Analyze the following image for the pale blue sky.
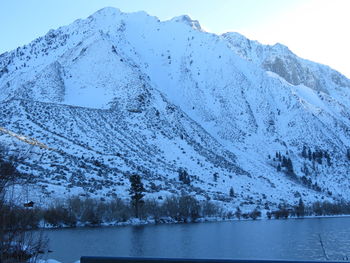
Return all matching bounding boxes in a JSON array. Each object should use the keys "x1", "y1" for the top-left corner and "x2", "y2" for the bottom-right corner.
[
  {"x1": 0, "y1": 0, "x2": 304, "y2": 53},
  {"x1": 1, "y1": 0, "x2": 349, "y2": 77}
]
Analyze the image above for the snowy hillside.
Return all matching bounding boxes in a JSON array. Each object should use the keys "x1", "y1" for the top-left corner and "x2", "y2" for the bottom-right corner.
[{"x1": 1, "y1": 7, "x2": 350, "y2": 210}]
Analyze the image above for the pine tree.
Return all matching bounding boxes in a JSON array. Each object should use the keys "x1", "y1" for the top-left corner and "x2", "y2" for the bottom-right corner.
[
  {"x1": 281, "y1": 156, "x2": 288, "y2": 167},
  {"x1": 178, "y1": 168, "x2": 191, "y2": 184},
  {"x1": 347, "y1": 149, "x2": 350, "y2": 160},
  {"x1": 295, "y1": 198, "x2": 305, "y2": 217},
  {"x1": 286, "y1": 158, "x2": 295, "y2": 175},
  {"x1": 319, "y1": 150, "x2": 323, "y2": 159},
  {"x1": 128, "y1": 174, "x2": 145, "y2": 218},
  {"x1": 277, "y1": 164, "x2": 281, "y2": 172},
  {"x1": 229, "y1": 187, "x2": 235, "y2": 197},
  {"x1": 288, "y1": 158, "x2": 293, "y2": 170},
  {"x1": 308, "y1": 149, "x2": 312, "y2": 161},
  {"x1": 302, "y1": 146, "x2": 307, "y2": 158},
  {"x1": 303, "y1": 163, "x2": 309, "y2": 176},
  {"x1": 326, "y1": 153, "x2": 331, "y2": 166},
  {"x1": 213, "y1": 172, "x2": 218, "y2": 182}
]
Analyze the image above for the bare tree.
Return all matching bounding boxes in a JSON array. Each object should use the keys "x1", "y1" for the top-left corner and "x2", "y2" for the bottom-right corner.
[{"x1": 0, "y1": 153, "x2": 47, "y2": 263}]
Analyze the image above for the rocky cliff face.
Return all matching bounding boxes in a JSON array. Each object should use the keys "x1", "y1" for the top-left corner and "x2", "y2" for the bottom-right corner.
[{"x1": 1, "y1": 7, "x2": 350, "y2": 209}]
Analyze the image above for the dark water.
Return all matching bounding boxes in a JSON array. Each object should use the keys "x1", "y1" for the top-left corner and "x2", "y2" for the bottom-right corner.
[{"x1": 43, "y1": 217, "x2": 350, "y2": 263}]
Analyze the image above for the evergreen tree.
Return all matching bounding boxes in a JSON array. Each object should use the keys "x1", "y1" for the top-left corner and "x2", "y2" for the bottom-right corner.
[
  {"x1": 347, "y1": 149, "x2": 350, "y2": 161},
  {"x1": 295, "y1": 198, "x2": 305, "y2": 217},
  {"x1": 277, "y1": 164, "x2": 281, "y2": 172},
  {"x1": 326, "y1": 153, "x2": 331, "y2": 166},
  {"x1": 235, "y1": 207, "x2": 242, "y2": 220},
  {"x1": 308, "y1": 149, "x2": 312, "y2": 161},
  {"x1": 229, "y1": 187, "x2": 235, "y2": 197},
  {"x1": 285, "y1": 158, "x2": 295, "y2": 176},
  {"x1": 302, "y1": 146, "x2": 307, "y2": 158},
  {"x1": 319, "y1": 150, "x2": 323, "y2": 159},
  {"x1": 287, "y1": 158, "x2": 293, "y2": 171},
  {"x1": 213, "y1": 172, "x2": 218, "y2": 182},
  {"x1": 303, "y1": 163, "x2": 309, "y2": 176},
  {"x1": 178, "y1": 168, "x2": 191, "y2": 184},
  {"x1": 281, "y1": 156, "x2": 288, "y2": 167},
  {"x1": 128, "y1": 174, "x2": 145, "y2": 218}
]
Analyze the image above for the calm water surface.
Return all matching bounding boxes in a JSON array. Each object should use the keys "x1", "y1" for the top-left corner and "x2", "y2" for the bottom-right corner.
[{"x1": 43, "y1": 217, "x2": 350, "y2": 263}]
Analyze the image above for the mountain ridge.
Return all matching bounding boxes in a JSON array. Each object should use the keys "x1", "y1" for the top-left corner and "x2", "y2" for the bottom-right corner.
[{"x1": 1, "y1": 7, "x2": 350, "y2": 211}]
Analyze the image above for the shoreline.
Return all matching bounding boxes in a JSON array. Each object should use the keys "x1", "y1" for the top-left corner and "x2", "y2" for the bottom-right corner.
[{"x1": 38, "y1": 213, "x2": 350, "y2": 231}]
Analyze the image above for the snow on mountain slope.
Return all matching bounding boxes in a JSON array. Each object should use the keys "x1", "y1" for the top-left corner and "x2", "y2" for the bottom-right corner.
[
  {"x1": 1, "y1": 7, "x2": 350, "y2": 209},
  {"x1": 223, "y1": 32, "x2": 350, "y2": 103}
]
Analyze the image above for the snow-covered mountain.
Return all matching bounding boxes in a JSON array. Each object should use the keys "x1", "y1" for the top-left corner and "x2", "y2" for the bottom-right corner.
[{"x1": 1, "y1": 7, "x2": 350, "y2": 209}]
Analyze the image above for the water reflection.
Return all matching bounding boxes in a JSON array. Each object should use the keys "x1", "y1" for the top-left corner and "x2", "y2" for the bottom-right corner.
[
  {"x1": 130, "y1": 226, "x2": 145, "y2": 256},
  {"x1": 43, "y1": 217, "x2": 350, "y2": 263}
]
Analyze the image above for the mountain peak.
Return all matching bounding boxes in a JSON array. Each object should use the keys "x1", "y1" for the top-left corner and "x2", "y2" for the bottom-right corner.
[
  {"x1": 270, "y1": 42, "x2": 291, "y2": 54},
  {"x1": 170, "y1": 15, "x2": 202, "y2": 31},
  {"x1": 222, "y1": 31, "x2": 247, "y2": 40},
  {"x1": 92, "y1": 7, "x2": 122, "y2": 17}
]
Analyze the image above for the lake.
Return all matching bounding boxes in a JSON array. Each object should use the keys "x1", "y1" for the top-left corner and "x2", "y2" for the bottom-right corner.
[{"x1": 43, "y1": 217, "x2": 350, "y2": 263}]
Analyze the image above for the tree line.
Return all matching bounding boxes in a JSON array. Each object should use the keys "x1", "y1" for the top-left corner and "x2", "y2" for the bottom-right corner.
[
  {"x1": 7, "y1": 194, "x2": 350, "y2": 230},
  {"x1": 22, "y1": 194, "x2": 221, "y2": 228},
  {"x1": 3, "y1": 154, "x2": 350, "y2": 262}
]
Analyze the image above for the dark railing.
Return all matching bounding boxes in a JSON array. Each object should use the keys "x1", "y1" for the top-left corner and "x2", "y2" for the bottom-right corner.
[{"x1": 80, "y1": 257, "x2": 346, "y2": 263}]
